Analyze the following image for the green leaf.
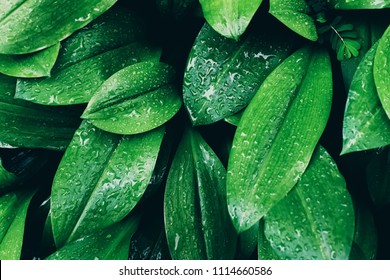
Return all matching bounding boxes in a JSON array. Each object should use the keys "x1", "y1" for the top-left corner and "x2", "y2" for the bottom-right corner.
[
  {"x1": 51, "y1": 121, "x2": 164, "y2": 247},
  {"x1": 264, "y1": 146, "x2": 355, "y2": 260},
  {"x1": 236, "y1": 222, "x2": 258, "y2": 259},
  {"x1": 82, "y1": 61, "x2": 182, "y2": 135},
  {"x1": 227, "y1": 47, "x2": 332, "y2": 233},
  {"x1": 341, "y1": 42, "x2": 390, "y2": 154},
  {"x1": 199, "y1": 0, "x2": 263, "y2": 40},
  {"x1": 183, "y1": 23, "x2": 293, "y2": 125},
  {"x1": 164, "y1": 128, "x2": 236, "y2": 259},
  {"x1": 328, "y1": 0, "x2": 390, "y2": 9},
  {"x1": 0, "y1": 74, "x2": 81, "y2": 150},
  {"x1": 258, "y1": 220, "x2": 280, "y2": 260},
  {"x1": 0, "y1": 158, "x2": 20, "y2": 194},
  {"x1": 374, "y1": 25, "x2": 390, "y2": 118},
  {"x1": 269, "y1": 0, "x2": 318, "y2": 41},
  {"x1": 0, "y1": 189, "x2": 35, "y2": 259},
  {"x1": 0, "y1": 44, "x2": 60, "y2": 78},
  {"x1": 0, "y1": 0, "x2": 118, "y2": 54},
  {"x1": 47, "y1": 216, "x2": 139, "y2": 260},
  {"x1": 224, "y1": 110, "x2": 244, "y2": 126}
]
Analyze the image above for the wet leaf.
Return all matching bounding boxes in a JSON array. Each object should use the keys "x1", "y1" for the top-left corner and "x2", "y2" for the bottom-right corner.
[
  {"x1": 47, "y1": 216, "x2": 139, "y2": 260},
  {"x1": 183, "y1": 23, "x2": 293, "y2": 125},
  {"x1": 328, "y1": 0, "x2": 390, "y2": 9},
  {"x1": 258, "y1": 220, "x2": 279, "y2": 260},
  {"x1": 0, "y1": 0, "x2": 117, "y2": 54},
  {"x1": 164, "y1": 128, "x2": 236, "y2": 259},
  {"x1": 199, "y1": 0, "x2": 263, "y2": 40},
  {"x1": 264, "y1": 146, "x2": 355, "y2": 260},
  {"x1": 374, "y1": 25, "x2": 390, "y2": 118},
  {"x1": 0, "y1": 74, "x2": 81, "y2": 150},
  {"x1": 0, "y1": 44, "x2": 60, "y2": 78},
  {"x1": 51, "y1": 121, "x2": 164, "y2": 247},
  {"x1": 269, "y1": 0, "x2": 318, "y2": 41},
  {"x1": 0, "y1": 190, "x2": 36, "y2": 259},
  {"x1": 341, "y1": 42, "x2": 390, "y2": 154},
  {"x1": 82, "y1": 61, "x2": 182, "y2": 135},
  {"x1": 227, "y1": 47, "x2": 332, "y2": 233},
  {"x1": 225, "y1": 110, "x2": 244, "y2": 126}
]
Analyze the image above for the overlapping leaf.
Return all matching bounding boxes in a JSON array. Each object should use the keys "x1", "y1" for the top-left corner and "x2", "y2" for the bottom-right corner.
[
  {"x1": 164, "y1": 128, "x2": 236, "y2": 260},
  {"x1": 328, "y1": 0, "x2": 390, "y2": 9},
  {"x1": 51, "y1": 121, "x2": 164, "y2": 247},
  {"x1": 82, "y1": 61, "x2": 182, "y2": 135},
  {"x1": 227, "y1": 47, "x2": 332, "y2": 233}
]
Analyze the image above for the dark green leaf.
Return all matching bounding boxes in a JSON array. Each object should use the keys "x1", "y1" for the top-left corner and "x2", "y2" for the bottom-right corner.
[
  {"x1": 328, "y1": 0, "x2": 390, "y2": 9},
  {"x1": 0, "y1": 158, "x2": 20, "y2": 194},
  {"x1": 258, "y1": 220, "x2": 279, "y2": 260},
  {"x1": 236, "y1": 222, "x2": 258, "y2": 259},
  {"x1": 82, "y1": 61, "x2": 182, "y2": 135},
  {"x1": 224, "y1": 110, "x2": 244, "y2": 126},
  {"x1": 156, "y1": 0, "x2": 197, "y2": 19},
  {"x1": 227, "y1": 47, "x2": 332, "y2": 233}
]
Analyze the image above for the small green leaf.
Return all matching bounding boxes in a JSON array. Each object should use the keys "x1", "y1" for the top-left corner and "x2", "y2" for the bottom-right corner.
[
  {"x1": 82, "y1": 61, "x2": 182, "y2": 135},
  {"x1": 0, "y1": 44, "x2": 60, "y2": 78},
  {"x1": 183, "y1": 23, "x2": 293, "y2": 125},
  {"x1": 164, "y1": 128, "x2": 236, "y2": 259},
  {"x1": 374, "y1": 25, "x2": 390, "y2": 118},
  {"x1": 0, "y1": 190, "x2": 36, "y2": 259},
  {"x1": 328, "y1": 0, "x2": 390, "y2": 9},
  {"x1": 0, "y1": 0, "x2": 118, "y2": 54},
  {"x1": 199, "y1": 0, "x2": 263, "y2": 40},
  {"x1": 227, "y1": 47, "x2": 332, "y2": 233},
  {"x1": 51, "y1": 121, "x2": 164, "y2": 247},
  {"x1": 269, "y1": 0, "x2": 318, "y2": 41},
  {"x1": 341, "y1": 42, "x2": 390, "y2": 154},
  {"x1": 264, "y1": 146, "x2": 355, "y2": 260}
]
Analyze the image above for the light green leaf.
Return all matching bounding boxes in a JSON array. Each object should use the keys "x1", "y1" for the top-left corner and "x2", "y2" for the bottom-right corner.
[
  {"x1": 82, "y1": 61, "x2": 182, "y2": 135},
  {"x1": 0, "y1": 44, "x2": 60, "y2": 78},
  {"x1": 227, "y1": 47, "x2": 332, "y2": 233},
  {"x1": 0, "y1": 74, "x2": 81, "y2": 150},
  {"x1": 47, "y1": 216, "x2": 139, "y2": 260},
  {"x1": 342, "y1": 42, "x2": 390, "y2": 154},
  {"x1": 164, "y1": 128, "x2": 236, "y2": 260},
  {"x1": 264, "y1": 146, "x2": 355, "y2": 260},
  {"x1": 0, "y1": 190, "x2": 35, "y2": 259},
  {"x1": 374, "y1": 25, "x2": 390, "y2": 118},
  {"x1": 199, "y1": 0, "x2": 263, "y2": 40},
  {"x1": 328, "y1": 0, "x2": 390, "y2": 9},
  {"x1": 269, "y1": 0, "x2": 318, "y2": 41},
  {"x1": 51, "y1": 121, "x2": 164, "y2": 247},
  {"x1": 183, "y1": 23, "x2": 293, "y2": 125},
  {"x1": 0, "y1": 0, "x2": 118, "y2": 54}
]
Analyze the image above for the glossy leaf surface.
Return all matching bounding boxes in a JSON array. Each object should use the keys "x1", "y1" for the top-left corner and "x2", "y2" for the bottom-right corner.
[
  {"x1": 227, "y1": 47, "x2": 332, "y2": 233},
  {"x1": 199, "y1": 0, "x2": 263, "y2": 40},
  {"x1": 0, "y1": 0, "x2": 117, "y2": 54},
  {"x1": 164, "y1": 128, "x2": 236, "y2": 259},
  {"x1": 51, "y1": 121, "x2": 164, "y2": 247},
  {"x1": 82, "y1": 61, "x2": 182, "y2": 135},
  {"x1": 183, "y1": 23, "x2": 293, "y2": 125},
  {"x1": 328, "y1": 0, "x2": 390, "y2": 9}
]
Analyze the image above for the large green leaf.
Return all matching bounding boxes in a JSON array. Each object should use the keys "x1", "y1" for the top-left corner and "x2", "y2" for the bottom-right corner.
[
  {"x1": 374, "y1": 25, "x2": 390, "y2": 118},
  {"x1": 264, "y1": 146, "x2": 354, "y2": 260},
  {"x1": 0, "y1": 74, "x2": 81, "y2": 150},
  {"x1": 328, "y1": 0, "x2": 390, "y2": 9},
  {"x1": 269, "y1": 0, "x2": 318, "y2": 41},
  {"x1": 164, "y1": 128, "x2": 236, "y2": 260},
  {"x1": 342, "y1": 42, "x2": 390, "y2": 154},
  {"x1": 51, "y1": 121, "x2": 164, "y2": 247},
  {"x1": 0, "y1": 190, "x2": 35, "y2": 259},
  {"x1": 47, "y1": 216, "x2": 139, "y2": 260},
  {"x1": 0, "y1": 0, "x2": 118, "y2": 54},
  {"x1": 0, "y1": 158, "x2": 20, "y2": 194},
  {"x1": 82, "y1": 61, "x2": 182, "y2": 135},
  {"x1": 0, "y1": 44, "x2": 60, "y2": 78},
  {"x1": 227, "y1": 47, "x2": 332, "y2": 233},
  {"x1": 183, "y1": 23, "x2": 293, "y2": 125},
  {"x1": 199, "y1": 0, "x2": 263, "y2": 40}
]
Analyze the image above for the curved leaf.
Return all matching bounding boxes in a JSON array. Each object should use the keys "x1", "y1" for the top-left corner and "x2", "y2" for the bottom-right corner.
[
  {"x1": 227, "y1": 47, "x2": 332, "y2": 233},
  {"x1": 269, "y1": 0, "x2": 318, "y2": 41},
  {"x1": 225, "y1": 110, "x2": 243, "y2": 126},
  {"x1": 164, "y1": 128, "x2": 236, "y2": 260},
  {"x1": 264, "y1": 146, "x2": 354, "y2": 260},
  {"x1": 342, "y1": 42, "x2": 390, "y2": 154},
  {"x1": 328, "y1": 0, "x2": 390, "y2": 9},
  {"x1": 374, "y1": 25, "x2": 390, "y2": 118},
  {"x1": 82, "y1": 61, "x2": 182, "y2": 135},
  {"x1": 199, "y1": 0, "x2": 263, "y2": 40},
  {"x1": 51, "y1": 121, "x2": 164, "y2": 247},
  {"x1": 0, "y1": 0, "x2": 117, "y2": 54},
  {"x1": 0, "y1": 44, "x2": 60, "y2": 78},
  {"x1": 183, "y1": 23, "x2": 293, "y2": 125}
]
